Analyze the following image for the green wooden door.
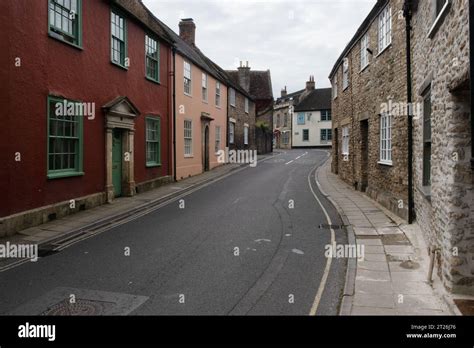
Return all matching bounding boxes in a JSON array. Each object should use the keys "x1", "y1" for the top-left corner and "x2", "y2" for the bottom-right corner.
[{"x1": 112, "y1": 129, "x2": 122, "y2": 197}]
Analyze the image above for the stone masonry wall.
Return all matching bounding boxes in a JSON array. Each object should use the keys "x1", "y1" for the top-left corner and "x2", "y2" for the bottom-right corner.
[{"x1": 411, "y1": 0, "x2": 473, "y2": 294}]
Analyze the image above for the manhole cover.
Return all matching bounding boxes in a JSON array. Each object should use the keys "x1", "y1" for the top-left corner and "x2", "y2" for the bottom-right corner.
[{"x1": 42, "y1": 299, "x2": 115, "y2": 316}]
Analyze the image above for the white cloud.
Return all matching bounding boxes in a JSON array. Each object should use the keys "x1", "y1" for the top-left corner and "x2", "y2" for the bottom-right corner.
[{"x1": 143, "y1": 0, "x2": 376, "y2": 97}]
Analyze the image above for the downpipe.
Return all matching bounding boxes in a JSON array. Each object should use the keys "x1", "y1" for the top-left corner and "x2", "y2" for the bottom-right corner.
[{"x1": 427, "y1": 246, "x2": 441, "y2": 283}]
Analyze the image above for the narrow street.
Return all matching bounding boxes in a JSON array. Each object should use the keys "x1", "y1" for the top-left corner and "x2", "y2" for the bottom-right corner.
[{"x1": 0, "y1": 150, "x2": 347, "y2": 316}]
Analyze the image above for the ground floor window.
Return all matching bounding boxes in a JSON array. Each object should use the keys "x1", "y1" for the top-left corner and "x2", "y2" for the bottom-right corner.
[
  {"x1": 342, "y1": 126, "x2": 350, "y2": 155},
  {"x1": 244, "y1": 125, "x2": 249, "y2": 145},
  {"x1": 321, "y1": 129, "x2": 332, "y2": 141},
  {"x1": 379, "y1": 113, "x2": 392, "y2": 164},
  {"x1": 302, "y1": 129, "x2": 309, "y2": 141},
  {"x1": 184, "y1": 119, "x2": 193, "y2": 156},
  {"x1": 282, "y1": 131, "x2": 290, "y2": 145},
  {"x1": 215, "y1": 126, "x2": 221, "y2": 153},
  {"x1": 229, "y1": 122, "x2": 235, "y2": 144},
  {"x1": 47, "y1": 96, "x2": 83, "y2": 178},
  {"x1": 146, "y1": 117, "x2": 161, "y2": 166}
]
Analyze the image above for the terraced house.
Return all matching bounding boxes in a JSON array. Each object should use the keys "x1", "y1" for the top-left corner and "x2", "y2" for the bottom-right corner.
[
  {"x1": 329, "y1": 0, "x2": 410, "y2": 219},
  {"x1": 160, "y1": 18, "x2": 230, "y2": 180},
  {"x1": 409, "y1": 0, "x2": 473, "y2": 295},
  {"x1": 273, "y1": 87, "x2": 304, "y2": 150},
  {"x1": 0, "y1": 0, "x2": 175, "y2": 236}
]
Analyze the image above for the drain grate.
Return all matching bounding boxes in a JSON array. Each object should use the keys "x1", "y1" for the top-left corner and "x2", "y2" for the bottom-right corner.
[{"x1": 42, "y1": 298, "x2": 115, "y2": 316}]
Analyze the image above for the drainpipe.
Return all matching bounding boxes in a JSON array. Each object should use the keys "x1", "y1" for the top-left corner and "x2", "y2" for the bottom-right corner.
[
  {"x1": 403, "y1": 0, "x2": 415, "y2": 224},
  {"x1": 470, "y1": 0, "x2": 474, "y2": 169},
  {"x1": 172, "y1": 46, "x2": 177, "y2": 182}
]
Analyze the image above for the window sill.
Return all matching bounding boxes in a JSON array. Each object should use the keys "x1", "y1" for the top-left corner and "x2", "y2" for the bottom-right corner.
[
  {"x1": 48, "y1": 171, "x2": 85, "y2": 180},
  {"x1": 428, "y1": 1, "x2": 451, "y2": 39},
  {"x1": 359, "y1": 63, "x2": 369, "y2": 74},
  {"x1": 343, "y1": 86, "x2": 349, "y2": 92},
  {"x1": 378, "y1": 160, "x2": 393, "y2": 167},
  {"x1": 145, "y1": 76, "x2": 161, "y2": 85},
  {"x1": 417, "y1": 186, "x2": 432, "y2": 202},
  {"x1": 230, "y1": 104, "x2": 236, "y2": 108},
  {"x1": 202, "y1": 100, "x2": 209, "y2": 104},
  {"x1": 111, "y1": 61, "x2": 129, "y2": 71},
  {"x1": 184, "y1": 93, "x2": 193, "y2": 98},
  {"x1": 184, "y1": 155, "x2": 194, "y2": 158},
  {"x1": 48, "y1": 32, "x2": 83, "y2": 50},
  {"x1": 146, "y1": 163, "x2": 161, "y2": 168},
  {"x1": 376, "y1": 43, "x2": 391, "y2": 58}
]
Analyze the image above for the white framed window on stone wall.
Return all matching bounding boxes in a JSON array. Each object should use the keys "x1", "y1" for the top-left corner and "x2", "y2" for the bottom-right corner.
[
  {"x1": 184, "y1": 119, "x2": 193, "y2": 157},
  {"x1": 360, "y1": 32, "x2": 369, "y2": 70},
  {"x1": 378, "y1": 5, "x2": 392, "y2": 54},
  {"x1": 428, "y1": 0, "x2": 451, "y2": 38},
  {"x1": 379, "y1": 113, "x2": 392, "y2": 165},
  {"x1": 422, "y1": 88, "x2": 432, "y2": 188},
  {"x1": 230, "y1": 88, "x2": 236, "y2": 107},
  {"x1": 216, "y1": 82, "x2": 221, "y2": 107},
  {"x1": 229, "y1": 121, "x2": 235, "y2": 144},
  {"x1": 184, "y1": 61, "x2": 192, "y2": 96},
  {"x1": 342, "y1": 126, "x2": 350, "y2": 155},
  {"x1": 202, "y1": 73, "x2": 208, "y2": 102},
  {"x1": 333, "y1": 73, "x2": 338, "y2": 99},
  {"x1": 244, "y1": 125, "x2": 249, "y2": 145},
  {"x1": 282, "y1": 131, "x2": 289, "y2": 145},
  {"x1": 245, "y1": 98, "x2": 249, "y2": 114},
  {"x1": 215, "y1": 126, "x2": 221, "y2": 153},
  {"x1": 343, "y1": 58, "x2": 349, "y2": 90}
]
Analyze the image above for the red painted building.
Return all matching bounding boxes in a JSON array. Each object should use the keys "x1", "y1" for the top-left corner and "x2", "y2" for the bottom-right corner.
[{"x1": 0, "y1": 0, "x2": 175, "y2": 236}]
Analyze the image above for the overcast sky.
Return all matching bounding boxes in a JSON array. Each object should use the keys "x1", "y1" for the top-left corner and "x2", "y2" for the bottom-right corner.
[{"x1": 143, "y1": 0, "x2": 376, "y2": 98}]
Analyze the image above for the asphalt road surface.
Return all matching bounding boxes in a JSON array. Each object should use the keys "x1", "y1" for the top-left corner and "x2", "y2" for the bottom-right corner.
[{"x1": 0, "y1": 149, "x2": 348, "y2": 315}]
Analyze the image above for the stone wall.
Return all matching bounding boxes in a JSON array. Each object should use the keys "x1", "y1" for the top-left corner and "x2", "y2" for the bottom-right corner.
[
  {"x1": 411, "y1": 0, "x2": 473, "y2": 294},
  {"x1": 228, "y1": 91, "x2": 256, "y2": 151},
  {"x1": 331, "y1": 0, "x2": 409, "y2": 219}
]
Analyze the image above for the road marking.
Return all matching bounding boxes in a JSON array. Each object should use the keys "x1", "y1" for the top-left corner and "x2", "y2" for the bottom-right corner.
[
  {"x1": 307, "y1": 161, "x2": 336, "y2": 316},
  {"x1": 285, "y1": 160, "x2": 294, "y2": 165}
]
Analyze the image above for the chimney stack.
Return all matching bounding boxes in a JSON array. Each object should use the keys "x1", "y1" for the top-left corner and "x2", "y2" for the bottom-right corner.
[
  {"x1": 237, "y1": 61, "x2": 251, "y2": 92},
  {"x1": 179, "y1": 18, "x2": 196, "y2": 46},
  {"x1": 306, "y1": 75, "x2": 315, "y2": 91},
  {"x1": 281, "y1": 86, "x2": 288, "y2": 98}
]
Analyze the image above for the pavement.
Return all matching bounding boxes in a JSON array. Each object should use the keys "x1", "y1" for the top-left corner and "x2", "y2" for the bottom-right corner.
[
  {"x1": 0, "y1": 149, "x2": 346, "y2": 315},
  {"x1": 316, "y1": 158, "x2": 456, "y2": 315}
]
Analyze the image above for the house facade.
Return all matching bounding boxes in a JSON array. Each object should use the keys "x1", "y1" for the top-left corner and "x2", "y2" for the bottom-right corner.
[
  {"x1": 410, "y1": 0, "x2": 473, "y2": 294},
  {"x1": 273, "y1": 87, "x2": 304, "y2": 149},
  {"x1": 0, "y1": 0, "x2": 175, "y2": 236},
  {"x1": 161, "y1": 19, "x2": 228, "y2": 180},
  {"x1": 329, "y1": 0, "x2": 410, "y2": 219},
  {"x1": 292, "y1": 78, "x2": 332, "y2": 148},
  {"x1": 227, "y1": 63, "x2": 274, "y2": 154}
]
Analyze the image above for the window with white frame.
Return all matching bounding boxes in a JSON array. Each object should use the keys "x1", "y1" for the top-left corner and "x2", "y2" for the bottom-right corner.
[
  {"x1": 216, "y1": 82, "x2": 221, "y2": 107},
  {"x1": 321, "y1": 110, "x2": 331, "y2": 121},
  {"x1": 342, "y1": 126, "x2": 350, "y2": 155},
  {"x1": 321, "y1": 129, "x2": 332, "y2": 142},
  {"x1": 215, "y1": 126, "x2": 221, "y2": 153},
  {"x1": 282, "y1": 131, "x2": 289, "y2": 145},
  {"x1": 229, "y1": 122, "x2": 235, "y2": 144},
  {"x1": 184, "y1": 61, "x2": 192, "y2": 95},
  {"x1": 230, "y1": 88, "x2": 236, "y2": 107},
  {"x1": 378, "y1": 5, "x2": 392, "y2": 53},
  {"x1": 184, "y1": 120, "x2": 193, "y2": 156},
  {"x1": 333, "y1": 73, "x2": 338, "y2": 99},
  {"x1": 245, "y1": 98, "x2": 249, "y2": 113},
  {"x1": 360, "y1": 33, "x2": 369, "y2": 70},
  {"x1": 202, "y1": 73, "x2": 208, "y2": 102},
  {"x1": 244, "y1": 125, "x2": 249, "y2": 145},
  {"x1": 343, "y1": 58, "x2": 349, "y2": 90},
  {"x1": 379, "y1": 113, "x2": 392, "y2": 164}
]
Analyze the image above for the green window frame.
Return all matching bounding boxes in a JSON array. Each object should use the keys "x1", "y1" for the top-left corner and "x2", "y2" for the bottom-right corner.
[
  {"x1": 48, "y1": 0, "x2": 82, "y2": 47},
  {"x1": 47, "y1": 96, "x2": 84, "y2": 179},
  {"x1": 111, "y1": 10, "x2": 127, "y2": 68},
  {"x1": 303, "y1": 129, "x2": 310, "y2": 141},
  {"x1": 145, "y1": 34, "x2": 160, "y2": 82},
  {"x1": 146, "y1": 117, "x2": 161, "y2": 167}
]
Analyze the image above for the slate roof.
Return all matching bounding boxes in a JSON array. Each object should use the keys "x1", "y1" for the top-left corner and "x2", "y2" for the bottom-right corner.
[
  {"x1": 275, "y1": 89, "x2": 305, "y2": 104},
  {"x1": 225, "y1": 70, "x2": 274, "y2": 101},
  {"x1": 328, "y1": 0, "x2": 388, "y2": 79},
  {"x1": 293, "y1": 88, "x2": 332, "y2": 112}
]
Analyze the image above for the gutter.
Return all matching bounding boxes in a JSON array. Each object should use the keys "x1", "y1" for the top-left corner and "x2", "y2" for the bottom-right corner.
[
  {"x1": 172, "y1": 46, "x2": 177, "y2": 182},
  {"x1": 403, "y1": 0, "x2": 415, "y2": 224},
  {"x1": 470, "y1": 0, "x2": 474, "y2": 169}
]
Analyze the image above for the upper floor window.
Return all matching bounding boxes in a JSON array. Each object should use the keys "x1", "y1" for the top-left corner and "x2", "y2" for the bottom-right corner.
[
  {"x1": 379, "y1": 113, "x2": 393, "y2": 165},
  {"x1": 230, "y1": 88, "x2": 236, "y2": 107},
  {"x1": 245, "y1": 98, "x2": 249, "y2": 113},
  {"x1": 216, "y1": 82, "x2": 221, "y2": 107},
  {"x1": 360, "y1": 33, "x2": 369, "y2": 70},
  {"x1": 435, "y1": 0, "x2": 449, "y2": 17},
  {"x1": 49, "y1": 0, "x2": 82, "y2": 47},
  {"x1": 333, "y1": 74, "x2": 338, "y2": 99},
  {"x1": 229, "y1": 122, "x2": 235, "y2": 144},
  {"x1": 111, "y1": 11, "x2": 127, "y2": 68},
  {"x1": 321, "y1": 110, "x2": 332, "y2": 121},
  {"x1": 284, "y1": 113, "x2": 288, "y2": 127},
  {"x1": 145, "y1": 35, "x2": 160, "y2": 82},
  {"x1": 244, "y1": 126, "x2": 249, "y2": 145},
  {"x1": 184, "y1": 61, "x2": 192, "y2": 95},
  {"x1": 342, "y1": 58, "x2": 349, "y2": 90},
  {"x1": 429, "y1": 0, "x2": 451, "y2": 38},
  {"x1": 202, "y1": 73, "x2": 208, "y2": 102},
  {"x1": 378, "y1": 5, "x2": 392, "y2": 53}
]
